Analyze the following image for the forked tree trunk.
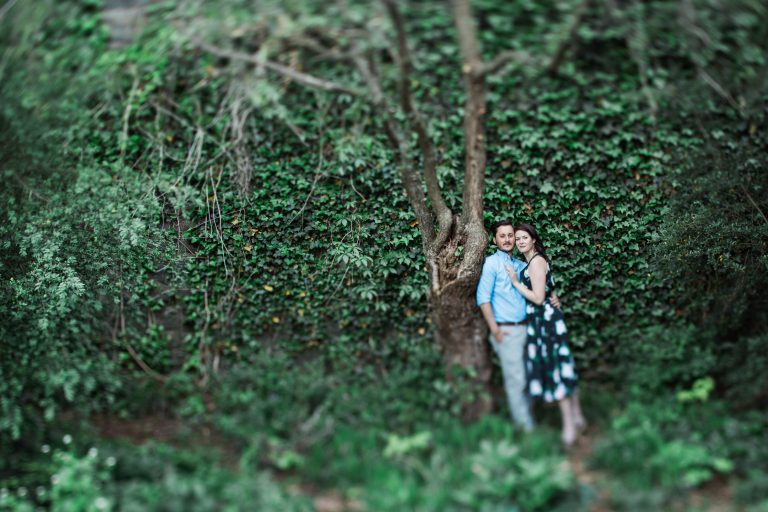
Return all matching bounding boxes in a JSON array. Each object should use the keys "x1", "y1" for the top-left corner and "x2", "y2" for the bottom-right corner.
[
  {"x1": 420, "y1": 0, "x2": 495, "y2": 419},
  {"x1": 429, "y1": 255, "x2": 492, "y2": 419}
]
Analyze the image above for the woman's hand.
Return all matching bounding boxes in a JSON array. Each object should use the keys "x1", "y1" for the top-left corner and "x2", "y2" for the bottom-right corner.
[{"x1": 504, "y1": 265, "x2": 519, "y2": 285}]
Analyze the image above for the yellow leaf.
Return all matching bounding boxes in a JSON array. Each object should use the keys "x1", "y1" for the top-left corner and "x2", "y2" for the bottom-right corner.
[
  {"x1": 298, "y1": 291, "x2": 306, "y2": 298},
  {"x1": 264, "y1": 285, "x2": 274, "y2": 292},
  {"x1": 231, "y1": 218, "x2": 240, "y2": 226},
  {"x1": 418, "y1": 327, "x2": 426, "y2": 336},
  {"x1": 244, "y1": 245, "x2": 253, "y2": 252},
  {"x1": 272, "y1": 316, "x2": 280, "y2": 323}
]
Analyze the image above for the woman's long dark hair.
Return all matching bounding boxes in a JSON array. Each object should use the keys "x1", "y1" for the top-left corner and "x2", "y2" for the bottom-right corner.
[{"x1": 515, "y1": 223, "x2": 549, "y2": 262}]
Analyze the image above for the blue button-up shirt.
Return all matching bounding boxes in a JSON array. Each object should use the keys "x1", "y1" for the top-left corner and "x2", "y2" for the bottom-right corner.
[{"x1": 476, "y1": 250, "x2": 528, "y2": 323}]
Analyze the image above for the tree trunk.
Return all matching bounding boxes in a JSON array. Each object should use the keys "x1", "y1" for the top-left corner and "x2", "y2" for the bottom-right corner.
[
  {"x1": 428, "y1": 228, "x2": 492, "y2": 419},
  {"x1": 431, "y1": 285, "x2": 492, "y2": 419}
]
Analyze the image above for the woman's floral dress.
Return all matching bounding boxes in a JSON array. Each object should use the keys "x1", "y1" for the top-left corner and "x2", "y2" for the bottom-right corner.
[{"x1": 521, "y1": 254, "x2": 578, "y2": 402}]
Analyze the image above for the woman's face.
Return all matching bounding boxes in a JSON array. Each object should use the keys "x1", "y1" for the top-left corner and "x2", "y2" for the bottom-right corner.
[{"x1": 515, "y1": 230, "x2": 534, "y2": 253}]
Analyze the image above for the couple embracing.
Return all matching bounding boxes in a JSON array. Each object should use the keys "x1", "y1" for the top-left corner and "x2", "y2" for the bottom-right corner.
[{"x1": 477, "y1": 220, "x2": 586, "y2": 446}]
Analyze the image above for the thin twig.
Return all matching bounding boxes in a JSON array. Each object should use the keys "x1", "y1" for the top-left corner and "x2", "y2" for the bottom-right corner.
[
  {"x1": 288, "y1": 173, "x2": 323, "y2": 226},
  {"x1": 0, "y1": 0, "x2": 19, "y2": 21},
  {"x1": 698, "y1": 68, "x2": 742, "y2": 113},
  {"x1": 124, "y1": 340, "x2": 169, "y2": 383},
  {"x1": 190, "y1": 36, "x2": 362, "y2": 95},
  {"x1": 119, "y1": 73, "x2": 141, "y2": 160},
  {"x1": 547, "y1": 0, "x2": 591, "y2": 75},
  {"x1": 481, "y1": 49, "x2": 537, "y2": 77},
  {"x1": 678, "y1": 0, "x2": 745, "y2": 117},
  {"x1": 741, "y1": 184, "x2": 768, "y2": 225}
]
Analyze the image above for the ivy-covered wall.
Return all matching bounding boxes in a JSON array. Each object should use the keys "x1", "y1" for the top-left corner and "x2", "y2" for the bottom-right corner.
[{"x1": 1, "y1": 0, "x2": 765, "y2": 445}]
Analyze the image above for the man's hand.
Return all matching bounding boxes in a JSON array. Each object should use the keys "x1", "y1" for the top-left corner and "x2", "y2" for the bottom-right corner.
[
  {"x1": 550, "y1": 293, "x2": 562, "y2": 309},
  {"x1": 480, "y1": 303, "x2": 504, "y2": 343}
]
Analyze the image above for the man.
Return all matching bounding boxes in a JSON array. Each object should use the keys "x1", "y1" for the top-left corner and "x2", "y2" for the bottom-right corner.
[{"x1": 476, "y1": 219, "x2": 560, "y2": 431}]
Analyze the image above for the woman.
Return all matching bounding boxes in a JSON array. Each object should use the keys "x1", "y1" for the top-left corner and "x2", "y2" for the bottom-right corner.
[{"x1": 504, "y1": 223, "x2": 586, "y2": 446}]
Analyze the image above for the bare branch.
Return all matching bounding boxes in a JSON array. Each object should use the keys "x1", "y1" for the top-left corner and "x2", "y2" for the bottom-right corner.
[
  {"x1": 678, "y1": 0, "x2": 713, "y2": 46},
  {"x1": 451, "y1": 0, "x2": 486, "y2": 230},
  {"x1": 547, "y1": 0, "x2": 591, "y2": 75},
  {"x1": 698, "y1": 68, "x2": 742, "y2": 112},
  {"x1": 0, "y1": 0, "x2": 18, "y2": 22},
  {"x1": 741, "y1": 184, "x2": 768, "y2": 226},
  {"x1": 383, "y1": 0, "x2": 453, "y2": 250},
  {"x1": 353, "y1": 53, "x2": 435, "y2": 243},
  {"x1": 678, "y1": 0, "x2": 745, "y2": 116},
  {"x1": 475, "y1": 0, "x2": 589, "y2": 78},
  {"x1": 119, "y1": 72, "x2": 140, "y2": 160},
  {"x1": 285, "y1": 33, "x2": 355, "y2": 61},
  {"x1": 479, "y1": 49, "x2": 537, "y2": 77},
  {"x1": 191, "y1": 36, "x2": 362, "y2": 96}
]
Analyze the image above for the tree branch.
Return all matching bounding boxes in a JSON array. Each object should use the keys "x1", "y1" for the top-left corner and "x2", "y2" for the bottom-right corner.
[
  {"x1": 285, "y1": 33, "x2": 355, "y2": 61},
  {"x1": 741, "y1": 184, "x2": 768, "y2": 226},
  {"x1": 678, "y1": 0, "x2": 745, "y2": 116},
  {"x1": 452, "y1": 0, "x2": 486, "y2": 229},
  {"x1": 352, "y1": 53, "x2": 435, "y2": 244},
  {"x1": 547, "y1": 0, "x2": 590, "y2": 75},
  {"x1": 0, "y1": 0, "x2": 18, "y2": 22},
  {"x1": 452, "y1": 0, "x2": 490, "y2": 277},
  {"x1": 697, "y1": 68, "x2": 742, "y2": 112},
  {"x1": 190, "y1": 36, "x2": 362, "y2": 96},
  {"x1": 383, "y1": 0, "x2": 453, "y2": 251},
  {"x1": 479, "y1": 49, "x2": 537, "y2": 78}
]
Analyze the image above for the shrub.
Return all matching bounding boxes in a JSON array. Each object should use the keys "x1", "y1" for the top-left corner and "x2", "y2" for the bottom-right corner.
[
  {"x1": 0, "y1": 437, "x2": 311, "y2": 512},
  {"x1": 304, "y1": 416, "x2": 577, "y2": 511}
]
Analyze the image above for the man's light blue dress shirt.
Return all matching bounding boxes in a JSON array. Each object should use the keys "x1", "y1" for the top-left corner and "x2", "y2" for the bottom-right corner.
[{"x1": 476, "y1": 250, "x2": 528, "y2": 323}]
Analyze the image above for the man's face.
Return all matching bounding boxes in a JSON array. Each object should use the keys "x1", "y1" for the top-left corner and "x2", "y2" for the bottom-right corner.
[{"x1": 493, "y1": 225, "x2": 515, "y2": 253}]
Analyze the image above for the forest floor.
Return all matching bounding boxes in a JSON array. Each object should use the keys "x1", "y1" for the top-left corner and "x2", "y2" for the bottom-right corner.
[
  {"x1": 568, "y1": 425, "x2": 613, "y2": 512},
  {"x1": 567, "y1": 425, "x2": 737, "y2": 512},
  {"x1": 92, "y1": 413, "x2": 736, "y2": 512},
  {"x1": 92, "y1": 413, "x2": 363, "y2": 511}
]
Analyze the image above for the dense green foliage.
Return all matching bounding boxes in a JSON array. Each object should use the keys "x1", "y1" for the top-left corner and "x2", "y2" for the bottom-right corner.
[{"x1": 1, "y1": 0, "x2": 767, "y2": 510}]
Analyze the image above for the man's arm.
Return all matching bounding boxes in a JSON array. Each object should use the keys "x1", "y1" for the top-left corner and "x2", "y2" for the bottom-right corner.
[
  {"x1": 480, "y1": 302, "x2": 503, "y2": 343},
  {"x1": 476, "y1": 258, "x2": 503, "y2": 342}
]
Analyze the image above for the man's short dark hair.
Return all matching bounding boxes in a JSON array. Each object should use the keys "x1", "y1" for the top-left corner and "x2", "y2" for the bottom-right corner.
[{"x1": 491, "y1": 219, "x2": 514, "y2": 236}]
